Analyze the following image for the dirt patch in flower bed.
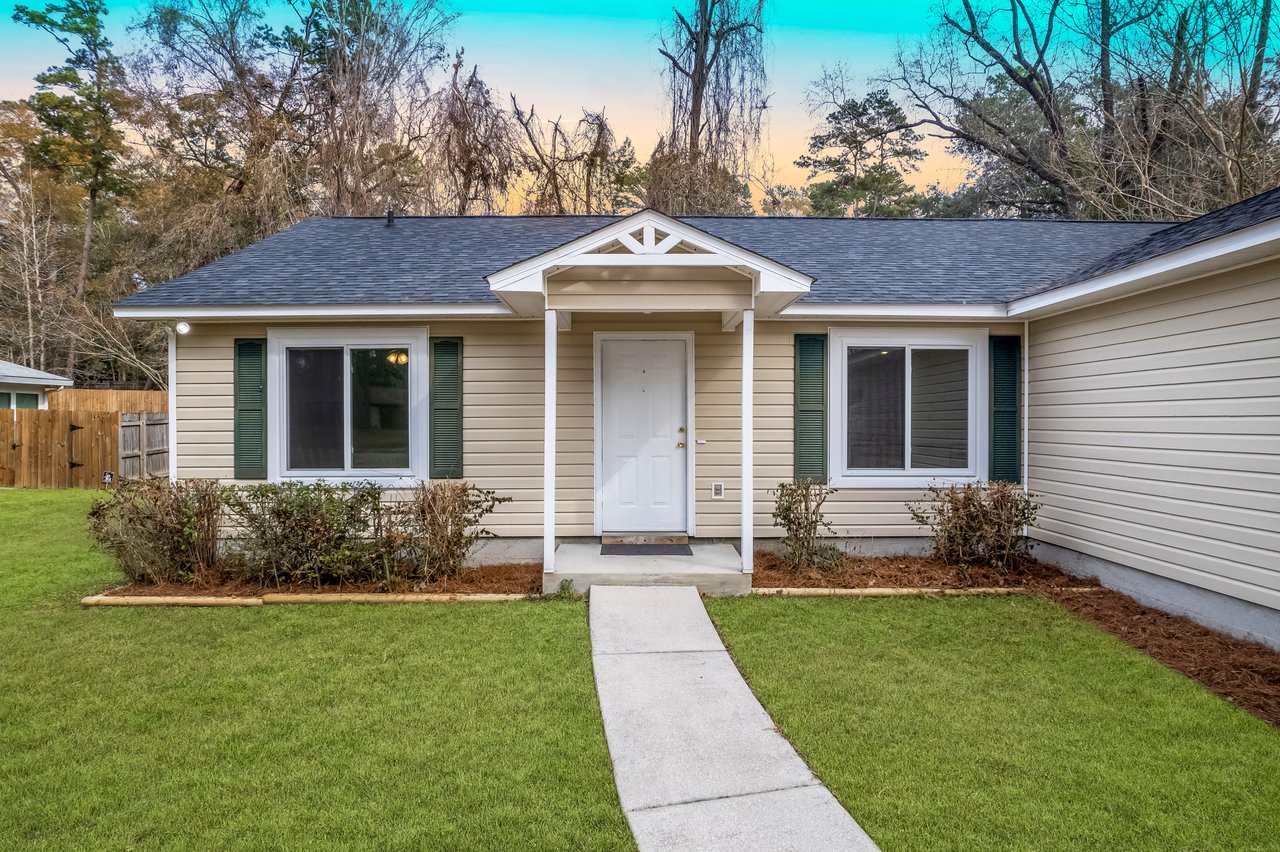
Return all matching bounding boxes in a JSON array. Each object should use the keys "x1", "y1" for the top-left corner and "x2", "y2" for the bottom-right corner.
[
  {"x1": 103, "y1": 563, "x2": 543, "y2": 598},
  {"x1": 751, "y1": 551, "x2": 1094, "y2": 591},
  {"x1": 1045, "y1": 587, "x2": 1280, "y2": 727}
]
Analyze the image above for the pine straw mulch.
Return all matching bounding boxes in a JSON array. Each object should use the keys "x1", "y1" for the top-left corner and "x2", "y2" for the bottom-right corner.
[
  {"x1": 754, "y1": 552, "x2": 1280, "y2": 727},
  {"x1": 103, "y1": 563, "x2": 543, "y2": 598},
  {"x1": 751, "y1": 551, "x2": 1095, "y2": 591}
]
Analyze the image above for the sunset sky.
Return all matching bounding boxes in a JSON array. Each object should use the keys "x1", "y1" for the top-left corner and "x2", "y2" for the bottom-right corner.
[{"x1": 0, "y1": 0, "x2": 966, "y2": 191}]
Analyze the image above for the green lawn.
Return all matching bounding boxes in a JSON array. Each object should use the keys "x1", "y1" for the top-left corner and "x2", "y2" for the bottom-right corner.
[
  {"x1": 0, "y1": 490, "x2": 633, "y2": 851},
  {"x1": 707, "y1": 595, "x2": 1280, "y2": 852}
]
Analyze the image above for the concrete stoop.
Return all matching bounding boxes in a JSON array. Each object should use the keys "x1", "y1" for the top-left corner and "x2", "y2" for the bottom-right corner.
[{"x1": 543, "y1": 541, "x2": 751, "y2": 597}]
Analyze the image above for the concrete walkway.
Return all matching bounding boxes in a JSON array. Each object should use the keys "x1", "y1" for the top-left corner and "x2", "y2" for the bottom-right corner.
[{"x1": 590, "y1": 585, "x2": 878, "y2": 852}]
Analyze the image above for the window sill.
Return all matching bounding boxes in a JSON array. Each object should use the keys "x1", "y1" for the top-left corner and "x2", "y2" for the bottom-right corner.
[
  {"x1": 829, "y1": 473, "x2": 981, "y2": 490},
  {"x1": 276, "y1": 472, "x2": 423, "y2": 487}
]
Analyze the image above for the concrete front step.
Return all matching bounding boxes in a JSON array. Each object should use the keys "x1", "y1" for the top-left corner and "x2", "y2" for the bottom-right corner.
[
  {"x1": 546, "y1": 570, "x2": 750, "y2": 597},
  {"x1": 546, "y1": 541, "x2": 751, "y2": 597}
]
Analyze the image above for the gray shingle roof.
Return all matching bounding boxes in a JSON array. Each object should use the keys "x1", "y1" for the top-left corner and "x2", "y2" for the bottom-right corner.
[
  {"x1": 1017, "y1": 185, "x2": 1280, "y2": 298},
  {"x1": 116, "y1": 212, "x2": 1182, "y2": 309},
  {"x1": 0, "y1": 359, "x2": 71, "y2": 386}
]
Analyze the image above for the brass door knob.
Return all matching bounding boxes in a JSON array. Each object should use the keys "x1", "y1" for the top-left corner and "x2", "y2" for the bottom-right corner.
[{"x1": 676, "y1": 440, "x2": 686, "y2": 448}]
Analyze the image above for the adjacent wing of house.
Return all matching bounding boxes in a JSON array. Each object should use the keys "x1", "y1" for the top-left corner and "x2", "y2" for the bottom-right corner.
[
  {"x1": 0, "y1": 359, "x2": 73, "y2": 410},
  {"x1": 115, "y1": 188, "x2": 1280, "y2": 647}
]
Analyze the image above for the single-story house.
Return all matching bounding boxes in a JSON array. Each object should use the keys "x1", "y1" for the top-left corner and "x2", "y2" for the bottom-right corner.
[
  {"x1": 114, "y1": 187, "x2": 1280, "y2": 647},
  {"x1": 0, "y1": 359, "x2": 73, "y2": 410}
]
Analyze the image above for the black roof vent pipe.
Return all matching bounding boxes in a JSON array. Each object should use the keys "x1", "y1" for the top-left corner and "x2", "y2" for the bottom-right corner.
[{"x1": 386, "y1": 207, "x2": 395, "y2": 227}]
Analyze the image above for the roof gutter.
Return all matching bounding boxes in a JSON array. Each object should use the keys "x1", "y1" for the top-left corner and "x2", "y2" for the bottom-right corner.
[
  {"x1": 113, "y1": 303, "x2": 517, "y2": 321},
  {"x1": 1008, "y1": 217, "x2": 1280, "y2": 319}
]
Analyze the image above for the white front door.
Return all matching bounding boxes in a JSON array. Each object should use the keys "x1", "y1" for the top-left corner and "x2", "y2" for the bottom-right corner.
[{"x1": 600, "y1": 338, "x2": 688, "y2": 532}]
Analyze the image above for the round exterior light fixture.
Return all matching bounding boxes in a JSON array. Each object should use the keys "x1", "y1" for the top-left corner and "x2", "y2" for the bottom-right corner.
[{"x1": 175, "y1": 321, "x2": 191, "y2": 335}]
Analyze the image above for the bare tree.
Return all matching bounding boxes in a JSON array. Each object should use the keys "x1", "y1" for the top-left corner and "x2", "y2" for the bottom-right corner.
[
  {"x1": 511, "y1": 100, "x2": 616, "y2": 214},
  {"x1": 657, "y1": 0, "x2": 768, "y2": 170},
  {"x1": 421, "y1": 52, "x2": 521, "y2": 215}
]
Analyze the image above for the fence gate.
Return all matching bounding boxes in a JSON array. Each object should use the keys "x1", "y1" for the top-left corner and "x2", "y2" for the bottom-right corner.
[
  {"x1": 0, "y1": 410, "x2": 168, "y2": 488},
  {"x1": 118, "y1": 413, "x2": 170, "y2": 479}
]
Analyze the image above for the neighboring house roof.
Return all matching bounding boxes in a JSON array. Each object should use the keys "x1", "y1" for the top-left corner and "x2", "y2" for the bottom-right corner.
[
  {"x1": 116, "y1": 186, "x2": 1280, "y2": 311},
  {"x1": 1017, "y1": 184, "x2": 1280, "y2": 298},
  {"x1": 0, "y1": 359, "x2": 72, "y2": 387},
  {"x1": 116, "y1": 215, "x2": 1166, "y2": 308}
]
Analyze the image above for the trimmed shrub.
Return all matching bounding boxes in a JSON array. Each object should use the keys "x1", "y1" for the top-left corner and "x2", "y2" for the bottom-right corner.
[
  {"x1": 88, "y1": 479, "x2": 223, "y2": 585},
  {"x1": 222, "y1": 482, "x2": 385, "y2": 587},
  {"x1": 390, "y1": 481, "x2": 513, "y2": 584},
  {"x1": 770, "y1": 480, "x2": 841, "y2": 571},
  {"x1": 908, "y1": 481, "x2": 1040, "y2": 571}
]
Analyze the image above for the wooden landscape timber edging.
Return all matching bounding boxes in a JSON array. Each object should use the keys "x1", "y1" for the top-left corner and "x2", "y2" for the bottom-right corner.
[
  {"x1": 750, "y1": 586, "x2": 1102, "y2": 597},
  {"x1": 80, "y1": 592, "x2": 530, "y2": 607}
]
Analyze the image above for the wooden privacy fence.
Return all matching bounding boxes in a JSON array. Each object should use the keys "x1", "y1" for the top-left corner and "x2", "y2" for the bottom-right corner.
[
  {"x1": 46, "y1": 388, "x2": 168, "y2": 413},
  {"x1": 0, "y1": 410, "x2": 169, "y2": 488}
]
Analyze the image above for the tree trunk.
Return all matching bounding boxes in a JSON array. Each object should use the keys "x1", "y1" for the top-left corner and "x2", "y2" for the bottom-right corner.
[
  {"x1": 1100, "y1": 0, "x2": 1116, "y2": 139},
  {"x1": 1246, "y1": 0, "x2": 1273, "y2": 109},
  {"x1": 66, "y1": 183, "x2": 98, "y2": 379}
]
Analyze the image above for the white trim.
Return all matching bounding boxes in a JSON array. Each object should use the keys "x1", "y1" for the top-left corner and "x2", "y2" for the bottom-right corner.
[
  {"x1": 828, "y1": 327, "x2": 989, "y2": 489},
  {"x1": 543, "y1": 310, "x2": 558, "y2": 572},
  {"x1": 167, "y1": 328, "x2": 178, "y2": 482},
  {"x1": 1008, "y1": 218, "x2": 1280, "y2": 318},
  {"x1": 487, "y1": 209, "x2": 813, "y2": 299},
  {"x1": 741, "y1": 309, "x2": 754, "y2": 573},
  {"x1": 1021, "y1": 320, "x2": 1030, "y2": 492},
  {"x1": 265, "y1": 327, "x2": 429, "y2": 485},
  {"x1": 592, "y1": 331, "x2": 697, "y2": 537},
  {"x1": 781, "y1": 303, "x2": 1009, "y2": 320},
  {"x1": 114, "y1": 303, "x2": 513, "y2": 320}
]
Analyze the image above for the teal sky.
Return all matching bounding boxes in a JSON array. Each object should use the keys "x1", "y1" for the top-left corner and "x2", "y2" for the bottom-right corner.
[{"x1": 0, "y1": 0, "x2": 962, "y2": 188}]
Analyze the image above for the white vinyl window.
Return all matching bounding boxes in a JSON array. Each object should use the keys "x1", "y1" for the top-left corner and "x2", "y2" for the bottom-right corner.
[
  {"x1": 828, "y1": 328, "x2": 988, "y2": 488},
  {"x1": 267, "y1": 328, "x2": 429, "y2": 483}
]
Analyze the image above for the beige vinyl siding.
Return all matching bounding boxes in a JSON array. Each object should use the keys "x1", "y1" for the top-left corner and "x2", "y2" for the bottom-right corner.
[
  {"x1": 1028, "y1": 259, "x2": 1280, "y2": 611},
  {"x1": 754, "y1": 321, "x2": 1023, "y2": 537},
  {"x1": 176, "y1": 315, "x2": 1018, "y2": 540},
  {"x1": 175, "y1": 320, "x2": 544, "y2": 535},
  {"x1": 553, "y1": 313, "x2": 743, "y2": 536}
]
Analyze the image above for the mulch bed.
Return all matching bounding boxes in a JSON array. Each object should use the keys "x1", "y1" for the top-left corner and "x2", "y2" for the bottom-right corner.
[
  {"x1": 751, "y1": 551, "x2": 1096, "y2": 591},
  {"x1": 754, "y1": 551, "x2": 1280, "y2": 727},
  {"x1": 1044, "y1": 587, "x2": 1280, "y2": 727},
  {"x1": 104, "y1": 563, "x2": 543, "y2": 598}
]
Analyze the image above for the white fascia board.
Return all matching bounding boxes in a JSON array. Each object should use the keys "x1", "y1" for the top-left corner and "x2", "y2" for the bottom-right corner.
[
  {"x1": 485, "y1": 209, "x2": 814, "y2": 293},
  {"x1": 1008, "y1": 218, "x2": 1280, "y2": 318},
  {"x1": 113, "y1": 303, "x2": 516, "y2": 320},
  {"x1": 779, "y1": 302, "x2": 1010, "y2": 320}
]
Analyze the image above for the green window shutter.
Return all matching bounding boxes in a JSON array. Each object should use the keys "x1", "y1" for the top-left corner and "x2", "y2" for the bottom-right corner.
[
  {"x1": 794, "y1": 334, "x2": 828, "y2": 481},
  {"x1": 15, "y1": 392, "x2": 38, "y2": 410},
  {"x1": 989, "y1": 335, "x2": 1022, "y2": 483},
  {"x1": 430, "y1": 337, "x2": 463, "y2": 479},
  {"x1": 233, "y1": 338, "x2": 268, "y2": 479}
]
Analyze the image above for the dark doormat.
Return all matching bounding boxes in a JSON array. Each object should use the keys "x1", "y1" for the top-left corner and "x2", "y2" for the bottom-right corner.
[{"x1": 600, "y1": 543, "x2": 694, "y2": 556}]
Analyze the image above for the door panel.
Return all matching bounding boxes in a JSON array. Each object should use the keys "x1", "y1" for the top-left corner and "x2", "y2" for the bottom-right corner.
[{"x1": 601, "y1": 338, "x2": 688, "y2": 531}]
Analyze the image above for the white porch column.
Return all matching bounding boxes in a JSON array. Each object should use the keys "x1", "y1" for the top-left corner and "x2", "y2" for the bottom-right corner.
[
  {"x1": 167, "y1": 327, "x2": 178, "y2": 482},
  {"x1": 740, "y1": 308, "x2": 754, "y2": 573},
  {"x1": 543, "y1": 309, "x2": 558, "y2": 573}
]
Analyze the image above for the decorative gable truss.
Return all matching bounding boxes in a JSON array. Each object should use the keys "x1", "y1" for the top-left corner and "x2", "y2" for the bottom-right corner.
[{"x1": 485, "y1": 209, "x2": 813, "y2": 325}]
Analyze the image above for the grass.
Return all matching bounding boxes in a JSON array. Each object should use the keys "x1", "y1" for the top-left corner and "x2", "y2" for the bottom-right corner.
[
  {"x1": 0, "y1": 490, "x2": 633, "y2": 851},
  {"x1": 706, "y1": 595, "x2": 1280, "y2": 852}
]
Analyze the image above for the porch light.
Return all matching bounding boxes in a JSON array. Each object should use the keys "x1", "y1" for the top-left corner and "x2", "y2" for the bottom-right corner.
[{"x1": 175, "y1": 321, "x2": 191, "y2": 335}]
